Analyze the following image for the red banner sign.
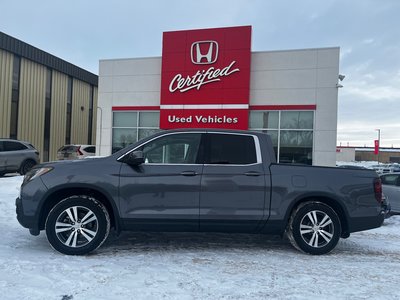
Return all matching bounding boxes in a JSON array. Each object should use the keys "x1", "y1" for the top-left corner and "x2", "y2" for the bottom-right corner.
[
  {"x1": 374, "y1": 140, "x2": 379, "y2": 155},
  {"x1": 160, "y1": 26, "x2": 252, "y2": 129}
]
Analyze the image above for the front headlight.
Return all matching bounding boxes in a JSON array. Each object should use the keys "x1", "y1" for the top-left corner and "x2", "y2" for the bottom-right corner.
[{"x1": 23, "y1": 167, "x2": 53, "y2": 184}]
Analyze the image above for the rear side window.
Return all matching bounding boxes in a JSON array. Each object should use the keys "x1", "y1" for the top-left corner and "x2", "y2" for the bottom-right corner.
[
  {"x1": 59, "y1": 146, "x2": 78, "y2": 152},
  {"x1": 83, "y1": 146, "x2": 95, "y2": 153},
  {"x1": 3, "y1": 141, "x2": 27, "y2": 151},
  {"x1": 381, "y1": 175, "x2": 399, "y2": 186},
  {"x1": 207, "y1": 134, "x2": 258, "y2": 165}
]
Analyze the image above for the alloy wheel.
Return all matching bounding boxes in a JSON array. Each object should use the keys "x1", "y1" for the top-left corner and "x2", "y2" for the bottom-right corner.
[
  {"x1": 299, "y1": 210, "x2": 334, "y2": 248},
  {"x1": 54, "y1": 206, "x2": 99, "y2": 248}
]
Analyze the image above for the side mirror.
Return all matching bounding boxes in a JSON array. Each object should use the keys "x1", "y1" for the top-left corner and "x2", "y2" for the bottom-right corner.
[{"x1": 124, "y1": 150, "x2": 145, "y2": 166}]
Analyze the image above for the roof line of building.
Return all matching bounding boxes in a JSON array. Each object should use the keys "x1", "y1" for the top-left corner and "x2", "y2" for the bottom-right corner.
[{"x1": 0, "y1": 31, "x2": 98, "y2": 86}]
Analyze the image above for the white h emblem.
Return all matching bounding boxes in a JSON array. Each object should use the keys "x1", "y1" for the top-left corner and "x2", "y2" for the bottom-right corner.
[{"x1": 191, "y1": 41, "x2": 218, "y2": 64}]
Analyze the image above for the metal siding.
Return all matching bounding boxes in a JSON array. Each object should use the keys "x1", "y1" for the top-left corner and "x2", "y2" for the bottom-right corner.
[
  {"x1": 0, "y1": 32, "x2": 98, "y2": 86},
  {"x1": 49, "y1": 71, "x2": 68, "y2": 161},
  {"x1": 18, "y1": 58, "x2": 46, "y2": 160},
  {"x1": 0, "y1": 49, "x2": 13, "y2": 137},
  {"x1": 71, "y1": 79, "x2": 90, "y2": 144}
]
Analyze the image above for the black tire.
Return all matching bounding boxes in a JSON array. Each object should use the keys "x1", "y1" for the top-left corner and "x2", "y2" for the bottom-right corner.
[
  {"x1": 45, "y1": 196, "x2": 110, "y2": 255},
  {"x1": 286, "y1": 201, "x2": 341, "y2": 255},
  {"x1": 19, "y1": 159, "x2": 36, "y2": 175}
]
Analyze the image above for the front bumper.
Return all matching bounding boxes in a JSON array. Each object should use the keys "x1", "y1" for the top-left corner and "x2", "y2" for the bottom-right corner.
[
  {"x1": 15, "y1": 174, "x2": 49, "y2": 235},
  {"x1": 16, "y1": 197, "x2": 40, "y2": 235}
]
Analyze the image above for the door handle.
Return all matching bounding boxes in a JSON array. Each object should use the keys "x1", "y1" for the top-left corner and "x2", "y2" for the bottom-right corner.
[
  {"x1": 244, "y1": 171, "x2": 261, "y2": 176},
  {"x1": 180, "y1": 171, "x2": 197, "y2": 176}
]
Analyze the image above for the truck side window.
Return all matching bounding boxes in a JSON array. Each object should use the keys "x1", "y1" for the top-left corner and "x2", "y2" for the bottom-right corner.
[
  {"x1": 140, "y1": 133, "x2": 201, "y2": 164},
  {"x1": 207, "y1": 134, "x2": 257, "y2": 165}
]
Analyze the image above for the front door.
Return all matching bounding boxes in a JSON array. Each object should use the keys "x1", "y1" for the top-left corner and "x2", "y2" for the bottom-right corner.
[{"x1": 119, "y1": 132, "x2": 204, "y2": 231}]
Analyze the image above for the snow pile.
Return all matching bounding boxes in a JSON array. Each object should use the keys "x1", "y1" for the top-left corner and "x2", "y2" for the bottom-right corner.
[
  {"x1": 1, "y1": 176, "x2": 400, "y2": 299},
  {"x1": 336, "y1": 161, "x2": 380, "y2": 168}
]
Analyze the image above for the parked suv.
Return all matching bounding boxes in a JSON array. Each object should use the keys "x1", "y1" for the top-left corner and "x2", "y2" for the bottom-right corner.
[
  {"x1": 57, "y1": 145, "x2": 96, "y2": 160},
  {"x1": 0, "y1": 139, "x2": 40, "y2": 176}
]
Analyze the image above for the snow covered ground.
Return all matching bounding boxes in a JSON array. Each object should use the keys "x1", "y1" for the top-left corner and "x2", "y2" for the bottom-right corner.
[{"x1": 1, "y1": 175, "x2": 400, "y2": 300}]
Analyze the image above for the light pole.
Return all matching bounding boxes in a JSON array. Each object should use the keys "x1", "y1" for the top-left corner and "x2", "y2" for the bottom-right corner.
[{"x1": 375, "y1": 129, "x2": 381, "y2": 164}]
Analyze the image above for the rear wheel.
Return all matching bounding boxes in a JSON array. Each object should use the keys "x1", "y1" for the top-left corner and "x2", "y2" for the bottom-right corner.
[
  {"x1": 45, "y1": 196, "x2": 110, "y2": 255},
  {"x1": 286, "y1": 201, "x2": 341, "y2": 255}
]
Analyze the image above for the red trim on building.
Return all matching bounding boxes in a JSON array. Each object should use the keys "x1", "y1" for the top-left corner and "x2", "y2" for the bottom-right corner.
[
  {"x1": 112, "y1": 105, "x2": 317, "y2": 111},
  {"x1": 112, "y1": 106, "x2": 160, "y2": 111},
  {"x1": 249, "y1": 105, "x2": 316, "y2": 110}
]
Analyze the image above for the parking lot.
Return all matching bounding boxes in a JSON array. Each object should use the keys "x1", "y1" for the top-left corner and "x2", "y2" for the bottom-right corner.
[{"x1": 1, "y1": 175, "x2": 400, "y2": 300}]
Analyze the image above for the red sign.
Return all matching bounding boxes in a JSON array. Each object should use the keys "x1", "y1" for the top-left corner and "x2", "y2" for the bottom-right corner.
[
  {"x1": 159, "y1": 108, "x2": 249, "y2": 129},
  {"x1": 160, "y1": 26, "x2": 252, "y2": 129},
  {"x1": 374, "y1": 140, "x2": 379, "y2": 155}
]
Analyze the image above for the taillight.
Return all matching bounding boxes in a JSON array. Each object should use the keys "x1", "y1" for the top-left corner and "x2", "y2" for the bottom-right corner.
[
  {"x1": 77, "y1": 146, "x2": 84, "y2": 156},
  {"x1": 374, "y1": 178, "x2": 383, "y2": 204}
]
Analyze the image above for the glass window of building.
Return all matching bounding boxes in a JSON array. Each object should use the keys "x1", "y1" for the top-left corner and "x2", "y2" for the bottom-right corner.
[
  {"x1": 112, "y1": 111, "x2": 160, "y2": 153},
  {"x1": 10, "y1": 55, "x2": 21, "y2": 140},
  {"x1": 249, "y1": 111, "x2": 279, "y2": 129},
  {"x1": 249, "y1": 110, "x2": 314, "y2": 165}
]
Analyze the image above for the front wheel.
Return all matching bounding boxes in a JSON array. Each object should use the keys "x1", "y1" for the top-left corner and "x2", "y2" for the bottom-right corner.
[
  {"x1": 45, "y1": 196, "x2": 110, "y2": 255},
  {"x1": 286, "y1": 201, "x2": 341, "y2": 255}
]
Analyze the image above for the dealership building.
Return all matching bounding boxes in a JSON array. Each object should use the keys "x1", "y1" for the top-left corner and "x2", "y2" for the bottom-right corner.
[{"x1": 98, "y1": 25, "x2": 340, "y2": 166}]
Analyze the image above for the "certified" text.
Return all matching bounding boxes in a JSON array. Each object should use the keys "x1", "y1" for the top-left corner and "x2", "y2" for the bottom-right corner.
[{"x1": 169, "y1": 61, "x2": 240, "y2": 93}]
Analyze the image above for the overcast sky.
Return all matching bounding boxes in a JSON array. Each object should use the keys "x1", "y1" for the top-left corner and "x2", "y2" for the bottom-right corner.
[{"x1": 1, "y1": 0, "x2": 399, "y2": 147}]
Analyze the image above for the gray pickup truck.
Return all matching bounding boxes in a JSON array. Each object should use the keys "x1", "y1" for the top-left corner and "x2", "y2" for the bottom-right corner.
[{"x1": 16, "y1": 129, "x2": 385, "y2": 255}]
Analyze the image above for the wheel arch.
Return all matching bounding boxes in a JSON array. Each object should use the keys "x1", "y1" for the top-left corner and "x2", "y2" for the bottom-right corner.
[
  {"x1": 19, "y1": 158, "x2": 37, "y2": 174},
  {"x1": 38, "y1": 186, "x2": 120, "y2": 233},
  {"x1": 285, "y1": 194, "x2": 350, "y2": 238}
]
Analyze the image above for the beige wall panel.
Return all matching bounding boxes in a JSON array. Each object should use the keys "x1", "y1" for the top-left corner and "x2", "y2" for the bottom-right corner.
[
  {"x1": 49, "y1": 71, "x2": 68, "y2": 161},
  {"x1": 92, "y1": 86, "x2": 98, "y2": 144},
  {"x1": 71, "y1": 79, "x2": 90, "y2": 145},
  {"x1": 0, "y1": 50, "x2": 13, "y2": 137},
  {"x1": 18, "y1": 59, "x2": 46, "y2": 161}
]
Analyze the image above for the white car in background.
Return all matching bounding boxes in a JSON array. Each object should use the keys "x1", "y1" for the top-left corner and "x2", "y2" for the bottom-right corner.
[
  {"x1": 371, "y1": 164, "x2": 393, "y2": 174},
  {"x1": 57, "y1": 145, "x2": 96, "y2": 160}
]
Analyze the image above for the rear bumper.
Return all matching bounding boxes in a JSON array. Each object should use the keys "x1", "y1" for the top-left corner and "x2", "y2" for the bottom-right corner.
[{"x1": 348, "y1": 211, "x2": 385, "y2": 233}]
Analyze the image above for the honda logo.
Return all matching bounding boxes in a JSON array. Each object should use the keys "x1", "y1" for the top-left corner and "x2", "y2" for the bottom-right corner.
[{"x1": 191, "y1": 41, "x2": 218, "y2": 64}]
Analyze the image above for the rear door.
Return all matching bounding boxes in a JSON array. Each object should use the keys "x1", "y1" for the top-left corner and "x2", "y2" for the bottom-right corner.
[
  {"x1": 3, "y1": 141, "x2": 27, "y2": 171},
  {"x1": 199, "y1": 132, "x2": 267, "y2": 232}
]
